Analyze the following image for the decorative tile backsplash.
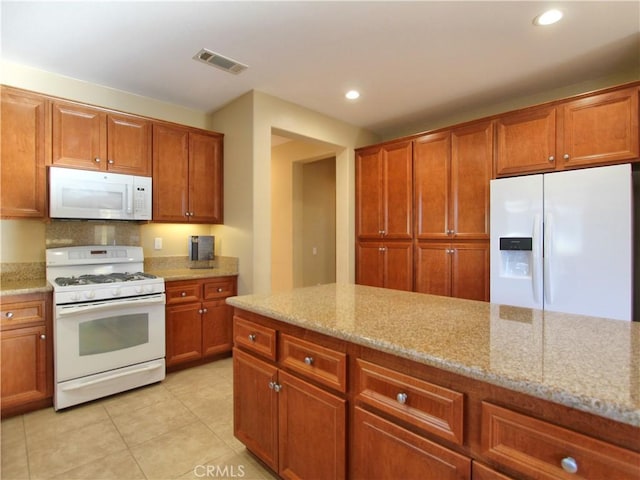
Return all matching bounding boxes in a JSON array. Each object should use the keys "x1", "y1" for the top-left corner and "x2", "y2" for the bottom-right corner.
[{"x1": 45, "y1": 220, "x2": 141, "y2": 248}]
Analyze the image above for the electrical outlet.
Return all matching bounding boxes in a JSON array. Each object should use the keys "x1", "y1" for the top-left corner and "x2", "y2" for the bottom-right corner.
[{"x1": 154, "y1": 237, "x2": 163, "y2": 250}]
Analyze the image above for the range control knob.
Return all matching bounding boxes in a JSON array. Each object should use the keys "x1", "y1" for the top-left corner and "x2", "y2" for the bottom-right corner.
[
  {"x1": 144, "y1": 285, "x2": 154, "y2": 293},
  {"x1": 135, "y1": 285, "x2": 144, "y2": 294},
  {"x1": 71, "y1": 292, "x2": 81, "y2": 302},
  {"x1": 84, "y1": 290, "x2": 96, "y2": 299},
  {"x1": 111, "y1": 288, "x2": 121, "y2": 297}
]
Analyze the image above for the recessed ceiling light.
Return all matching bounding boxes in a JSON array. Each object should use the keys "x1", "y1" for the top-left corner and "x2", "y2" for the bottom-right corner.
[
  {"x1": 533, "y1": 9, "x2": 563, "y2": 26},
  {"x1": 345, "y1": 90, "x2": 360, "y2": 100}
]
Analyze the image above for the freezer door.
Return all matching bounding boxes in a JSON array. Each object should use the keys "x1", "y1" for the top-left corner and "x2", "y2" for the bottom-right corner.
[
  {"x1": 490, "y1": 175, "x2": 544, "y2": 309},
  {"x1": 543, "y1": 164, "x2": 632, "y2": 321}
]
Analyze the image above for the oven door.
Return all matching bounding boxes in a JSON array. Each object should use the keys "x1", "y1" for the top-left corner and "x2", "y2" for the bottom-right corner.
[{"x1": 55, "y1": 293, "x2": 165, "y2": 382}]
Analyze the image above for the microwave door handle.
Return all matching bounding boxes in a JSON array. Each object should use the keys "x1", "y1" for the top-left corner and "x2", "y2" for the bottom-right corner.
[
  {"x1": 56, "y1": 296, "x2": 165, "y2": 317},
  {"x1": 125, "y1": 184, "x2": 132, "y2": 215}
]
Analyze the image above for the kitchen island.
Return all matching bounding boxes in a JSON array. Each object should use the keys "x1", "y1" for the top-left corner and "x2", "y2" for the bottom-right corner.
[{"x1": 227, "y1": 283, "x2": 639, "y2": 480}]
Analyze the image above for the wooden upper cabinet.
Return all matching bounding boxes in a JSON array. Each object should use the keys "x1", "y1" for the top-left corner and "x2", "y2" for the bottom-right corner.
[
  {"x1": 153, "y1": 123, "x2": 224, "y2": 223},
  {"x1": 415, "y1": 121, "x2": 492, "y2": 240},
  {"x1": 561, "y1": 86, "x2": 639, "y2": 168},
  {"x1": 1, "y1": 86, "x2": 49, "y2": 219},
  {"x1": 152, "y1": 124, "x2": 190, "y2": 222},
  {"x1": 356, "y1": 140, "x2": 412, "y2": 240},
  {"x1": 189, "y1": 131, "x2": 223, "y2": 224},
  {"x1": 495, "y1": 106, "x2": 557, "y2": 176},
  {"x1": 51, "y1": 100, "x2": 151, "y2": 176},
  {"x1": 106, "y1": 113, "x2": 152, "y2": 175},
  {"x1": 496, "y1": 85, "x2": 639, "y2": 176}
]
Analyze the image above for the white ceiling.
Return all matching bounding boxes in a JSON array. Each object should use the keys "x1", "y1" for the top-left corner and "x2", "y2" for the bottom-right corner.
[{"x1": 2, "y1": 1, "x2": 639, "y2": 138}]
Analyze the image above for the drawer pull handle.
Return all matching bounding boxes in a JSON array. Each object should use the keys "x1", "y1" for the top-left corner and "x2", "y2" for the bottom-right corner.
[
  {"x1": 561, "y1": 457, "x2": 578, "y2": 474},
  {"x1": 5, "y1": 312, "x2": 14, "y2": 318},
  {"x1": 248, "y1": 334, "x2": 257, "y2": 342},
  {"x1": 396, "y1": 392, "x2": 408, "y2": 404},
  {"x1": 304, "y1": 356, "x2": 314, "y2": 366},
  {"x1": 180, "y1": 292, "x2": 187, "y2": 297},
  {"x1": 217, "y1": 287, "x2": 223, "y2": 293}
]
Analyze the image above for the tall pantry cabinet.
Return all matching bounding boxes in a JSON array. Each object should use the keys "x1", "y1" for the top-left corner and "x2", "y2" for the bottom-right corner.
[
  {"x1": 355, "y1": 122, "x2": 491, "y2": 301},
  {"x1": 355, "y1": 140, "x2": 413, "y2": 291},
  {"x1": 413, "y1": 121, "x2": 492, "y2": 301}
]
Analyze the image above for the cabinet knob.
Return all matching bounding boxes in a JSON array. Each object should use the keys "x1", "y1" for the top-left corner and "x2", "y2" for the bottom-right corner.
[
  {"x1": 108, "y1": 159, "x2": 114, "y2": 164},
  {"x1": 217, "y1": 288, "x2": 223, "y2": 293},
  {"x1": 5, "y1": 312, "x2": 14, "y2": 319},
  {"x1": 94, "y1": 157, "x2": 101, "y2": 163},
  {"x1": 396, "y1": 392, "x2": 408, "y2": 404},
  {"x1": 180, "y1": 292, "x2": 187, "y2": 297},
  {"x1": 273, "y1": 383, "x2": 282, "y2": 393},
  {"x1": 40, "y1": 334, "x2": 46, "y2": 340},
  {"x1": 198, "y1": 309, "x2": 203, "y2": 314},
  {"x1": 563, "y1": 153, "x2": 570, "y2": 160},
  {"x1": 304, "y1": 356, "x2": 314, "y2": 366},
  {"x1": 560, "y1": 456, "x2": 578, "y2": 474},
  {"x1": 447, "y1": 229, "x2": 455, "y2": 235},
  {"x1": 202, "y1": 308, "x2": 208, "y2": 313},
  {"x1": 248, "y1": 333, "x2": 257, "y2": 342},
  {"x1": 268, "y1": 380, "x2": 276, "y2": 390},
  {"x1": 548, "y1": 155, "x2": 555, "y2": 162}
]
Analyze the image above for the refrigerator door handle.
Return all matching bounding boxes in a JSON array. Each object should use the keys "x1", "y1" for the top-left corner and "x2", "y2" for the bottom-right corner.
[
  {"x1": 543, "y1": 213, "x2": 553, "y2": 305},
  {"x1": 532, "y1": 214, "x2": 542, "y2": 304}
]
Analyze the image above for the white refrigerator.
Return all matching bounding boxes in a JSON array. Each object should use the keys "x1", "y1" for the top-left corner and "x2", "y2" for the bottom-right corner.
[{"x1": 490, "y1": 164, "x2": 633, "y2": 321}]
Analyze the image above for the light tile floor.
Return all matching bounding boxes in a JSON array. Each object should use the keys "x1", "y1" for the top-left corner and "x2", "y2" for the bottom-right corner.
[{"x1": 1, "y1": 358, "x2": 278, "y2": 480}]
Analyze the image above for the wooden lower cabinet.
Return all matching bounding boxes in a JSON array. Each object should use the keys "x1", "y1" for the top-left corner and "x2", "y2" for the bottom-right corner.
[
  {"x1": 0, "y1": 293, "x2": 53, "y2": 417},
  {"x1": 356, "y1": 241, "x2": 413, "y2": 291},
  {"x1": 232, "y1": 308, "x2": 639, "y2": 480},
  {"x1": 352, "y1": 407, "x2": 470, "y2": 480},
  {"x1": 415, "y1": 241, "x2": 489, "y2": 301},
  {"x1": 233, "y1": 347, "x2": 346, "y2": 479},
  {"x1": 165, "y1": 276, "x2": 236, "y2": 369}
]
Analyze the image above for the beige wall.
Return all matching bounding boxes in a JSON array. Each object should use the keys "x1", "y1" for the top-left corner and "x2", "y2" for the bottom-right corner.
[{"x1": 212, "y1": 90, "x2": 378, "y2": 294}]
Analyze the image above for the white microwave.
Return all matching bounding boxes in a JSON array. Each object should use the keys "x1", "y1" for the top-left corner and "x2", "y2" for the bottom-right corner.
[{"x1": 49, "y1": 167, "x2": 152, "y2": 220}]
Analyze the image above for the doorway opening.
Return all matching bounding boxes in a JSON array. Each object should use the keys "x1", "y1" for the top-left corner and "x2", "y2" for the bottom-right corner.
[{"x1": 271, "y1": 132, "x2": 337, "y2": 292}]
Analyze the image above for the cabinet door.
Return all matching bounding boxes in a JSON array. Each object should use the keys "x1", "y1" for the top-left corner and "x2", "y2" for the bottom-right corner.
[
  {"x1": 414, "y1": 132, "x2": 451, "y2": 239},
  {"x1": 415, "y1": 242, "x2": 451, "y2": 297},
  {"x1": 384, "y1": 242, "x2": 413, "y2": 292},
  {"x1": 1, "y1": 87, "x2": 49, "y2": 218},
  {"x1": 352, "y1": 407, "x2": 471, "y2": 480},
  {"x1": 106, "y1": 114, "x2": 152, "y2": 176},
  {"x1": 165, "y1": 303, "x2": 203, "y2": 366},
  {"x1": 1, "y1": 325, "x2": 49, "y2": 409},
  {"x1": 383, "y1": 141, "x2": 413, "y2": 239},
  {"x1": 495, "y1": 106, "x2": 557, "y2": 176},
  {"x1": 561, "y1": 87, "x2": 639, "y2": 168},
  {"x1": 52, "y1": 101, "x2": 106, "y2": 170},
  {"x1": 356, "y1": 242, "x2": 384, "y2": 288},
  {"x1": 152, "y1": 124, "x2": 190, "y2": 222},
  {"x1": 202, "y1": 299, "x2": 233, "y2": 357},
  {"x1": 278, "y1": 370, "x2": 346, "y2": 480},
  {"x1": 451, "y1": 242, "x2": 489, "y2": 301},
  {"x1": 189, "y1": 131, "x2": 223, "y2": 223},
  {"x1": 233, "y1": 348, "x2": 278, "y2": 472},
  {"x1": 356, "y1": 147, "x2": 384, "y2": 239},
  {"x1": 451, "y1": 122, "x2": 492, "y2": 239}
]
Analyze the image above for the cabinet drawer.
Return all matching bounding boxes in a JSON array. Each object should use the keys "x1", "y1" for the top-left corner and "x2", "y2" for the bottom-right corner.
[
  {"x1": 165, "y1": 282, "x2": 201, "y2": 304},
  {"x1": 203, "y1": 279, "x2": 235, "y2": 300},
  {"x1": 0, "y1": 299, "x2": 46, "y2": 329},
  {"x1": 280, "y1": 334, "x2": 347, "y2": 393},
  {"x1": 233, "y1": 316, "x2": 277, "y2": 361},
  {"x1": 355, "y1": 359, "x2": 464, "y2": 445},
  {"x1": 481, "y1": 402, "x2": 640, "y2": 480}
]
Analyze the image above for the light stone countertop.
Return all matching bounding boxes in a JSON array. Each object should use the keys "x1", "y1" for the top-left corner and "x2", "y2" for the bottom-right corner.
[{"x1": 226, "y1": 283, "x2": 640, "y2": 427}]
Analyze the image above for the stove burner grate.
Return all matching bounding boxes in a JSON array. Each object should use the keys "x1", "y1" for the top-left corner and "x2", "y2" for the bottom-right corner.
[{"x1": 55, "y1": 272, "x2": 157, "y2": 287}]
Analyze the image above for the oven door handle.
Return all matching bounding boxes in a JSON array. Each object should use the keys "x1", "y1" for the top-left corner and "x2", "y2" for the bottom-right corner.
[
  {"x1": 60, "y1": 362, "x2": 164, "y2": 391},
  {"x1": 56, "y1": 294, "x2": 165, "y2": 317}
]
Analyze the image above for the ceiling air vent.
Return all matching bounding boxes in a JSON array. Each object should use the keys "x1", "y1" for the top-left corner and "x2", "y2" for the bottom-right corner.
[{"x1": 193, "y1": 48, "x2": 248, "y2": 75}]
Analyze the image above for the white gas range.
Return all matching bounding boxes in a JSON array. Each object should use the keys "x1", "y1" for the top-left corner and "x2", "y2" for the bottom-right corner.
[{"x1": 46, "y1": 245, "x2": 166, "y2": 410}]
